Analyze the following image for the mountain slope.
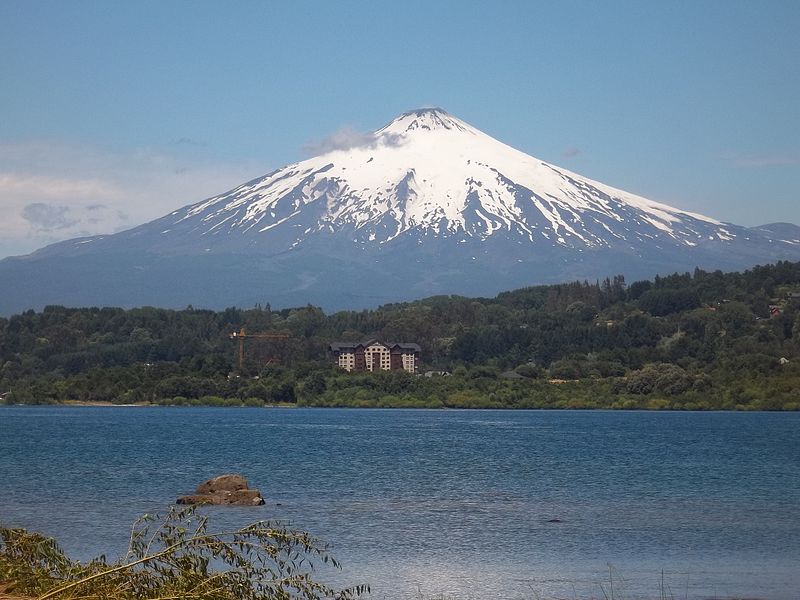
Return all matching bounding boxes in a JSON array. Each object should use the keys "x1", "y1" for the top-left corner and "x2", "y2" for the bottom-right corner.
[{"x1": 1, "y1": 108, "x2": 799, "y2": 314}]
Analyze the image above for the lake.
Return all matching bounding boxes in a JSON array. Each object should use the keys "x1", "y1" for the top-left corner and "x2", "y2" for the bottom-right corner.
[{"x1": 1, "y1": 407, "x2": 798, "y2": 599}]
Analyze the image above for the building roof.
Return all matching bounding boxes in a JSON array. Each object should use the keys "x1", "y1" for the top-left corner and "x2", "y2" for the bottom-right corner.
[
  {"x1": 329, "y1": 340, "x2": 421, "y2": 352},
  {"x1": 329, "y1": 341, "x2": 358, "y2": 352},
  {"x1": 389, "y1": 342, "x2": 422, "y2": 351}
]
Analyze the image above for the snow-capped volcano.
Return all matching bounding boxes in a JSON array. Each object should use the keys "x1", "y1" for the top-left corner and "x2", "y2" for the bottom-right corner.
[
  {"x1": 165, "y1": 108, "x2": 732, "y2": 252},
  {"x1": 1, "y1": 108, "x2": 799, "y2": 314}
]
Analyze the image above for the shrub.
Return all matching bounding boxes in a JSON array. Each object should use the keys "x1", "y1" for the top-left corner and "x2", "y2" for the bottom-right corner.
[
  {"x1": 626, "y1": 363, "x2": 692, "y2": 396},
  {"x1": 0, "y1": 506, "x2": 367, "y2": 600}
]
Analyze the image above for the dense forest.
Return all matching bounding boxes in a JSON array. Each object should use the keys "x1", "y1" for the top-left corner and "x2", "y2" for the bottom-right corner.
[{"x1": 2, "y1": 261, "x2": 800, "y2": 410}]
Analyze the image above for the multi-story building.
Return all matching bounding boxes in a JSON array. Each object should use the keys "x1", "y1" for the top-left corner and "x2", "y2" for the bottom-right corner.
[{"x1": 329, "y1": 340, "x2": 420, "y2": 373}]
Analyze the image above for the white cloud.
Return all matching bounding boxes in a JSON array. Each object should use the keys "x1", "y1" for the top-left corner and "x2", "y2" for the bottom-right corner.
[
  {"x1": 302, "y1": 126, "x2": 377, "y2": 156},
  {"x1": 0, "y1": 140, "x2": 263, "y2": 258},
  {"x1": 302, "y1": 126, "x2": 402, "y2": 157},
  {"x1": 0, "y1": 173, "x2": 118, "y2": 199}
]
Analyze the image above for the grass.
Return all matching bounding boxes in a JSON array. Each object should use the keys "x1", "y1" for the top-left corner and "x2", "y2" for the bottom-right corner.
[{"x1": 0, "y1": 506, "x2": 366, "y2": 600}]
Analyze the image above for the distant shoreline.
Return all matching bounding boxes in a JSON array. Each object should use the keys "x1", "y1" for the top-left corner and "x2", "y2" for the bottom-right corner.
[
  {"x1": 3, "y1": 402, "x2": 299, "y2": 409},
  {"x1": 60, "y1": 400, "x2": 150, "y2": 407},
  {"x1": 3, "y1": 401, "x2": 799, "y2": 412}
]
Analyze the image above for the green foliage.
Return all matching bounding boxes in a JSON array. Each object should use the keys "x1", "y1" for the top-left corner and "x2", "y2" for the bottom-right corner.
[
  {"x1": 2, "y1": 261, "x2": 800, "y2": 409},
  {"x1": 514, "y1": 363, "x2": 542, "y2": 378},
  {"x1": 0, "y1": 506, "x2": 366, "y2": 600},
  {"x1": 626, "y1": 363, "x2": 693, "y2": 396},
  {"x1": 638, "y1": 288, "x2": 699, "y2": 316}
]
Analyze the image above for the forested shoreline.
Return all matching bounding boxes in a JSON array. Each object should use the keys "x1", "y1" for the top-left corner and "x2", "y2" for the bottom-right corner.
[{"x1": 2, "y1": 261, "x2": 800, "y2": 410}]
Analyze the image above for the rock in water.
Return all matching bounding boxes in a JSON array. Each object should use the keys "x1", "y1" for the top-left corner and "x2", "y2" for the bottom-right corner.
[
  {"x1": 228, "y1": 489, "x2": 266, "y2": 505},
  {"x1": 175, "y1": 494, "x2": 215, "y2": 506},
  {"x1": 177, "y1": 474, "x2": 265, "y2": 506},
  {"x1": 196, "y1": 473, "x2": 248, "y2": 494}
]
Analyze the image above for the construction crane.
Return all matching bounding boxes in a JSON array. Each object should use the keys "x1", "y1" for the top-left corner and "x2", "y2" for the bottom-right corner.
[{"x1": 230, "y1": 327, "x2": 291, "y2": 370}]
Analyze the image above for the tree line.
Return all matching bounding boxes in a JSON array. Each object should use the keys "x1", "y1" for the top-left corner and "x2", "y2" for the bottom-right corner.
[{"x1": 2, "y1": 261, "x2": 800, "y2": 410}]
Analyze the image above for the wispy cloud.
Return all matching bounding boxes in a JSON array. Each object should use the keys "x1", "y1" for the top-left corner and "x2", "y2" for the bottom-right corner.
[
  {"x1": 563, "y1": 147, "x2": 581, "y2": 158},
  {"x1": 730, "y1": 154, "x2": 800, "y2": 168},
  {"x1": 302, "y1": 126, "x2": 402, "y2": 157},
  {"x1": 0, "y1": 173, "x2": 118, "y2": 198},
  {"x1": 171, "y1": 137, "x2": 206, "y2": 147},
  {"x1": 303, "y1": 126, "x2": 377, "y2": 156},
  {"x1": 0, "y1": 140, "x2": 262, "y2": 258},
  {"x1": 21, "y1": 203, "x2": 79, "y2": 231}
]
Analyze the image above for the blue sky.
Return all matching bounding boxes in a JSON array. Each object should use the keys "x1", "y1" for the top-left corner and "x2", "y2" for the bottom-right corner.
[{"x1": 1, "y1": 0, "x2": 798, "y2": 257}]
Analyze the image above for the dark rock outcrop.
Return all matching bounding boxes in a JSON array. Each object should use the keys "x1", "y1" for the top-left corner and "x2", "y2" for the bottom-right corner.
[{"x1": 176, "y1": 474, "x2": 265, "y2": 506}]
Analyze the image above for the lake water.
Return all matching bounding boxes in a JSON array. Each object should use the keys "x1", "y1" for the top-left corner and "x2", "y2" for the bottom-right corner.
[{"x1": 0, "y1": 407, "x2": 798, "y2": 599}]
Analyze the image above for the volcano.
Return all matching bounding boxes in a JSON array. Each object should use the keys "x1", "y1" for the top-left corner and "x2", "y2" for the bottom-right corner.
[{"x1": 2, "y1": 108, "x2": 799, "y2": 314}]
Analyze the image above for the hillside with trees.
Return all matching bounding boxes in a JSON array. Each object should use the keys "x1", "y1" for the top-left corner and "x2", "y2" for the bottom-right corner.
[{"x1": 2, "y1": 261, "x2": 800, "y2": 410}]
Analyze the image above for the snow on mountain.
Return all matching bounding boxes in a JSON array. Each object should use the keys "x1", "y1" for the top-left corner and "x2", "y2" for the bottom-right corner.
[
  {"x1": 2, "y1": 108, "x2": 799, "y2": 314},
  {"x1": 160, "y1": 108, "x2": 733, "y2": 253}
]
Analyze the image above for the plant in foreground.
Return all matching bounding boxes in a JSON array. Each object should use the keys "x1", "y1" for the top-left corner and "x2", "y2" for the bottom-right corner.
[{"x1": 0, "y1": 506, "x2": 367, "y2": 600}]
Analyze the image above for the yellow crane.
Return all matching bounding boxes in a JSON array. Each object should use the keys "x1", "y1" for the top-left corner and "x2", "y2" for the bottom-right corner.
[{"x1": 230, "y1": 327, "x2": 291, "y2": 370}]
